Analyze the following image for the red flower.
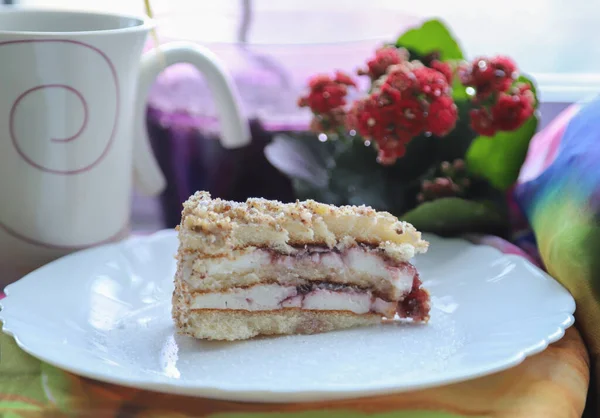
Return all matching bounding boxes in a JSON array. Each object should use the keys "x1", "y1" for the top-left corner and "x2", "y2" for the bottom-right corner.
[
  {"x1": 491, "y1": 56, "x2": 517, "y2": 83},
  {"x1": 359, "y1": 46, "x2": 407, "y2": 80},
  {"x1": 427, "y1": 96, "x2": 458, "y2": 136},
  {"x1": 414, "y1": 66, "x2": 450, "y2": 98},
  {"x1": 300, "y1": 73, "x2": 353, "y2": 115},
  {"x1": 461, "y1": 55, "x2": 534, "y2": 136},
  {"x1": 460, "y1": 58, "x2": 495, "y2": 97},
  {"x1": 468, "y1": 82, "x2": 535, "y2": 136},
  {"x1": 377, "y1": 139, "x2": 407, "y2": 165},
  {"x1": 380, "y1": 82, "x2": 403, "y2": 102},
  {"x1": 470, "y1": 108, "x2": 497, "y2": 136},
  {"x1": 352, "y1": 92, "x2": 426, "y2": 148},
  {"x1": 334, "y1": 70, "x2": 357, "y2": 87},
  {"x1": 308, "y1": 74, "x2": 333, "y2": 89},
  {"x1": 430, "y1": 60, "x2": 453, "y2": 84},
  {"x1": 383, "y1": 66, "x2": 418, "y2": 95},
  {"x1": 301, "y1": 48, "x2": 462, "y2": 165},
  {"x1": 364, "y1": 99, "x2": 397, "y2": 141},
  {"x1": 345, "y1": 99, "x2": 362, "y2": 132},
  {"x1": 349, "y1": 95, "x2": 380, "y2": 139},
  {"x1": 460, "y1": 55, "x2": 518, "y2": 98},
  {"x1": 307, "y1": 84, "x2": 347, "y2": 114},
  {"x1": 490, "y1": 84, "x2": 535, "y2": 131},
  {"x1": 350, "y1": 90, "x2": 431, "y2": 165},
  {"x1": 394, "y1": 98, "x2": 427, "y2": 139},
  {"x1": 350, "y1": 57, "x2": 458, "y2": 164}
]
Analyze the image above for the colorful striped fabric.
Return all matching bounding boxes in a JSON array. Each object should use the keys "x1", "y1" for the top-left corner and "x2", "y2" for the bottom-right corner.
[{"x1": 514, "y1": 97, "x2": 600, "y2": 414}]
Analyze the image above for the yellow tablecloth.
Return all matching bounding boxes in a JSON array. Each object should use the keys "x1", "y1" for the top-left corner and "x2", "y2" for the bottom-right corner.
[{"x1": 0, "y1": 326, "x2": 589, "y2": 418}]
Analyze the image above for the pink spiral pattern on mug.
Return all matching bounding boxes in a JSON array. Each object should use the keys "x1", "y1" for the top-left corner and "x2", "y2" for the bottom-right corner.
[
  {"x1": 11, "y1": 84, "x2": 88, "y2": 147},
  {"x1": 0, "y1": 39, "x2": 122, "y2": 249},
  {"x1": 4, "y1": 39, "x2": 119, "y2": 175}
]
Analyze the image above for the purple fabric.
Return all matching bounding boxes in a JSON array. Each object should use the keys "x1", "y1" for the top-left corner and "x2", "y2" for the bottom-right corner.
[{"x1": 146, "y1": 112, "x2": 295, "y2": 227}]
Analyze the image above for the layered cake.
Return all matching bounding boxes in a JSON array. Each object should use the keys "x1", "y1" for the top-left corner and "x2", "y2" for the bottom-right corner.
[{"x1": 172, "y1": 191, "x2": 430, "y2": 340}]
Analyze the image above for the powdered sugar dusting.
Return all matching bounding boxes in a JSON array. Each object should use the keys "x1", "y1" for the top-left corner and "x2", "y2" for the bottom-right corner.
[{"x1": 105, "y1": 301, "x2": 463, "y2": 390}]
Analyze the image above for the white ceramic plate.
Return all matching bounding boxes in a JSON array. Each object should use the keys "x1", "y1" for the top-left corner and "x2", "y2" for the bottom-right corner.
[{"x1": 0, "y1": 230, "x2": 575, "y2": 403}]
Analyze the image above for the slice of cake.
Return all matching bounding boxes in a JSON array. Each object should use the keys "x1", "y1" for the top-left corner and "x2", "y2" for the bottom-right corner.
[{"x1": 172, "y1": 191, "x2": 430, "y2": 341}]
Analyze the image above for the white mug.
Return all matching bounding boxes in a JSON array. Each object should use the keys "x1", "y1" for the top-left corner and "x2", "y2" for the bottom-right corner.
[{"x1": 0, "y1": 8, "x2": 251, "y2": 285}]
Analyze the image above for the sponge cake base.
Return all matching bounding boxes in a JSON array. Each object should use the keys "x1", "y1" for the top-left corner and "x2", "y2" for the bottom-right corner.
[{"x1": 173, "y1": 308, "x2": 381, "y2": 341}]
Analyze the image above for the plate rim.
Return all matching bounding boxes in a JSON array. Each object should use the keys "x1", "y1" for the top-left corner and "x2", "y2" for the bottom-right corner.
[{"x1": 0, "y1": 229, "x2": 576, "y2": 402}]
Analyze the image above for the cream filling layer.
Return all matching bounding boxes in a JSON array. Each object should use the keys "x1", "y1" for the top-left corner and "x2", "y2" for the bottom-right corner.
[
  {"x1": 189, "y1": 247, "x2": 414, "y2": 297},
  {"x1": 190, "y1": 284, "x2": 397, "y2": 316}
]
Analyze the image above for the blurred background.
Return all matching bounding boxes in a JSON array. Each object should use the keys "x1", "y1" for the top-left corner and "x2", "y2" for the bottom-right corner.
[{"x1": 7, "y1": 0, "x2": 599, "y2": 232}]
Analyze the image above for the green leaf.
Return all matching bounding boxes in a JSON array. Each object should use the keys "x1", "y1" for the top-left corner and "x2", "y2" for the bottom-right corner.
[
  {"x1": 396, "y1": 19, "x2": 464, "y2": 61},
  {"x1": 452, "y1": 81, "x2": 469, "y2": 102},
  {"x1": 451, "y1": 63, "x2": 470, "y2": 102},
  {"x1": 465, "y1": 115, "x2": 539, "y2": 190},
  {"x1": 402, "y1": 197, "x2": 507, "y2": 236}
]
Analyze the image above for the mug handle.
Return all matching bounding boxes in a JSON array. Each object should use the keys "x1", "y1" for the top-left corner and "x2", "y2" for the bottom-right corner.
[{"x1": 132, "y1": 41, "x2": 251, "y2": 196}]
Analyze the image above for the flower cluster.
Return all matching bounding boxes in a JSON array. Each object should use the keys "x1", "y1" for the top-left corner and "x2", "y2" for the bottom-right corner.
[
  {"x1": 349, "y1": 49, "x2": 458, "y2": 164},
  {"x1": 417, "y1": 159, "x2": 471, "y2": 202},
  {"x1": 297, "y1": 45, "x2": 535, "y2": 166},
  {"x1": 297, "y1": 71, "x2": 356, "y2": 132},
  {"x1": 357, "y1": 46, "x2": 409, "y2": 80},
  {"x1": 460, "y1": 56, "x2": 535, "y2": 136}
]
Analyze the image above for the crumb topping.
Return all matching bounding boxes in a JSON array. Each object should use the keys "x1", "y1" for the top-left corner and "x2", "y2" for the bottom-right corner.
[{"x1": 178, "y1": 191, "x2": 428, "y2": 260}]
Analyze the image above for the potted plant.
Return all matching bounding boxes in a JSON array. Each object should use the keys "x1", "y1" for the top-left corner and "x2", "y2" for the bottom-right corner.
[{"x1": 265, "y1": 19, "x2": 539, "y2": 237}]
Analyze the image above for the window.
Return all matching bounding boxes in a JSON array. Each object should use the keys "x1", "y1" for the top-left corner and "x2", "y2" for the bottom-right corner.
[{"x1": 14, "y1": 0, "x2": 599, "y2": 104}]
